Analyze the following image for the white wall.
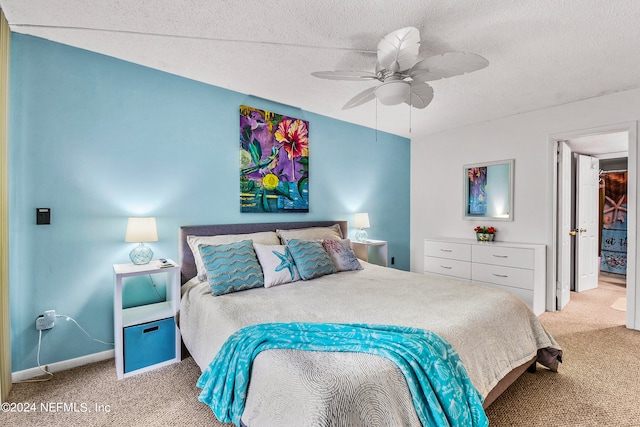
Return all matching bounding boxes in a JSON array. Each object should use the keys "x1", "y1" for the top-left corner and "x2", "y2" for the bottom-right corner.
[{"x1": 410, "y1": 87, "x2": 640, "y2": 323}]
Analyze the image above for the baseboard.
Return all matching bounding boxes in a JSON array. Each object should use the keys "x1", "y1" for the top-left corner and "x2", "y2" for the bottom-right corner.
[{"x1": 11, "y1": 350, "x2": 115, "y2": 383}]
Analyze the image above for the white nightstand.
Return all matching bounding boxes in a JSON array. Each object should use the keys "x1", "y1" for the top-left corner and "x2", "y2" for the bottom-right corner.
[
  {"x1": 351, "y1": 240, "x2": 389, "y2": 267},
  {"x1": 113, "y1": 259, "x2": 181, "y2": 379}
]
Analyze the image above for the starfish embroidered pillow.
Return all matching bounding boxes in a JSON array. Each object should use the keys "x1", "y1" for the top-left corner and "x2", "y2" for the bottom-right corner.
[{"x1": 253, "y1": 243, "x2": 301, "y2": 288}]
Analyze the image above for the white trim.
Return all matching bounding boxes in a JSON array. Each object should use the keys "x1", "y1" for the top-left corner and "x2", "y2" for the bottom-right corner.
[
  {"x1": 0, "y1": 9, "x2": 10, "y2": 403},
  {"x1": 11, "y1": 350, "x2": 114, "y2": 383},
  {"x1": 121, "y1": 357, "x2": 176, "y2": 379},
  {"x1": 549, "y1": 121, "x2": 637, "y2": 330},
  {"x1": 628, "y1": 122, "x2": 638, "y2": 329},
  {"x1": 549, "y1": 139, "x2": 559, "y2": 311}
]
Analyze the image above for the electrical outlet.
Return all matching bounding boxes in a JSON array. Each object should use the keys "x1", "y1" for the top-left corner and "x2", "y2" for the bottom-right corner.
[{"x1": 35, "y1": 310, "x2": 56, "y2": 331}]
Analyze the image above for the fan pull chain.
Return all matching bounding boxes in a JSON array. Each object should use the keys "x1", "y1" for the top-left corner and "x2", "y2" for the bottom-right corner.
[{"x1": 375, "y1": 98, "x2": 378, "y2": 143}]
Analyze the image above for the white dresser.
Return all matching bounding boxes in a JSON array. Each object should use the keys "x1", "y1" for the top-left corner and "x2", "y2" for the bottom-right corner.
[{"x1": 424, "y1": 238, "x2": 546, "y2": 315}]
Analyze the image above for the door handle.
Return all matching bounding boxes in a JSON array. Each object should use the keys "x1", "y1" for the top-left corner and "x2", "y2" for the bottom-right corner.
[{"x1": 569, "y1": 228, "x2": 587, "y2": 236}]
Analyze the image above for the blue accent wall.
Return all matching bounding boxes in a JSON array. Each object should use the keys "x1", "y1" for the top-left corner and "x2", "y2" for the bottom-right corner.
[{"x1": 8, "y1": 34, "x2": 410, "y2": 372}]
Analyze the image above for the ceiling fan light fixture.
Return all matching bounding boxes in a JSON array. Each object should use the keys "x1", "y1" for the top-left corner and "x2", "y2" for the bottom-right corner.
[
  {"x1": 311, "y1": 27, "x2": 488, "y2": 110},
  {"x1": 375, "y1": 80, "x2": 411, "y2": 105}
]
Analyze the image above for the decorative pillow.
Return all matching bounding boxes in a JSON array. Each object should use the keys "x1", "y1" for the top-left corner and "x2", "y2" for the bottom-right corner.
[
  {"x1": 188, "y1": 231, "x2": 279, "y2": 281},
  {"x1": 253, "y1": 243, "x2": 301, "y2": 288},
  {"x1": 276, "y1": 224, "x2": 343, "y2": 244},
  {"x1": 198, "y1": 240, "x2": 264, "y2": 296},
  {"x1": 322, "y1": 239, "x2": 363, "y2": 272},
  {"x1": 286, "y1": 239, "x2": 337, "y2": 280}
]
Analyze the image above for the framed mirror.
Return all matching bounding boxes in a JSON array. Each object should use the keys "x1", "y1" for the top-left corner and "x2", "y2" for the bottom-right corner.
[{"x1": 464, "y1": 159, "x2": 514, "y2": 221}]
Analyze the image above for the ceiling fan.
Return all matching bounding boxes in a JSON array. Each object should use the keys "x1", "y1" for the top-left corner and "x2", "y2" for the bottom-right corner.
[{"x1": 311, "y1": 27, "x2": 489, "y2": 110}]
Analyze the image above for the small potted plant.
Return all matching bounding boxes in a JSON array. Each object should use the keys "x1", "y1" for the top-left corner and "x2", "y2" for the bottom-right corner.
[{"x1": 474, "y1": 226, "x2": 496, "y2": 241}]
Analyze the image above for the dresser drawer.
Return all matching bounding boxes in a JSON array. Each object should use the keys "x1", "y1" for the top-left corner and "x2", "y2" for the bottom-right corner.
[
  {"x1": 424, "y1": 240, "x2": 471, "y2": 262},
  {"x1": 424, "y1": 256, "x2": 471, "y2": 280},
  {"x1": 472, "y1": 245, "x2": 534, "y2": 269},
  {"x1": 472, "y1": 263, "x2": 534, "y2": 291}
]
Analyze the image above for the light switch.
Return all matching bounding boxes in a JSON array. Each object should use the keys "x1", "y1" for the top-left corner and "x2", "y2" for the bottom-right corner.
[{"x1": 36, "y1": 208, "x2": 50, "y2": 225}]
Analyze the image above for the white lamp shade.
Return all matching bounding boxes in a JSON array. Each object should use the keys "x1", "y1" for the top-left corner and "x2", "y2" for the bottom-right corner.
[
  {"x1": 125, "y1": 217, "x2": 158, "y2": 243},
  {"x1": 353, "y1": 213, "x2": 370, "y2": 229}
]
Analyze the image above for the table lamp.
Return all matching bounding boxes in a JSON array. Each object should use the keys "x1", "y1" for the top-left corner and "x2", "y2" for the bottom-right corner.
[
  {"x1": 125, "y1": 217, "x2": 158, "y2": 265},
  {"x1": 353, "y1": 213, "x2": 370, "y2": 242}
]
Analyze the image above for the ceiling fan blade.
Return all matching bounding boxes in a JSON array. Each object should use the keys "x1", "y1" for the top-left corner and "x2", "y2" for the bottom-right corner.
[
  {"x1": 342, "y1": 86, "x2": 377, "y2": 110},
  {"x1": 409, "y1": 52, "x2": 489, "y2": 82},
  {"x1": 377, "y1": 27, "x2": 420, "y2": 73},
  {"x1": 311, "y1": 70, "x2": 378, "y2": 81},
  {"x1": 405, "y1": 81, "x2": 434, "y2": 109}
]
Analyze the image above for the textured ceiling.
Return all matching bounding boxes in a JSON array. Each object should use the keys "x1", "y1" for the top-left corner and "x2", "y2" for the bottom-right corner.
[{"x1": 2, "y1": 0, "x2": 640, "y2": 139}]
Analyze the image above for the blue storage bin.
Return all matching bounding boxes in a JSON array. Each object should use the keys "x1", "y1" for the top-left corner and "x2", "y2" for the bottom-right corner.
[{"x1": 123, "y1": 317, "x2": 175, "y2": 373}]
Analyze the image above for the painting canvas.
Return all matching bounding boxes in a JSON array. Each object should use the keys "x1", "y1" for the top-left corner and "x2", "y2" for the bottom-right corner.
[
  {"x1": 467, "y1": 166, "x2": 487, "y2": 215},
  {"x1": 600, "y1": 171, "x2": 627, "y2": 275},
  {"x1": 240, "y1": 105, "x2": 309, "y2": 213}
]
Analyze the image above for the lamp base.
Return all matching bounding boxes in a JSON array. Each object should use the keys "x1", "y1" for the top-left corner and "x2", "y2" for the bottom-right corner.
[
  {"x1": 354, "y1": 229, "x2": 368, "y2": 243},
  {"x1": 130, "y1": 243, "x2": 153, "y2": 265}
]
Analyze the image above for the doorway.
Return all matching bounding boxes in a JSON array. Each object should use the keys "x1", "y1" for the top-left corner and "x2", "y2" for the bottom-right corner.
[
  {"x1": 550, "y1": 122, "x2": 638, "y2": 330},
  {"x1": 567, "y1": 135, "x2": 627, "y2": 301}
]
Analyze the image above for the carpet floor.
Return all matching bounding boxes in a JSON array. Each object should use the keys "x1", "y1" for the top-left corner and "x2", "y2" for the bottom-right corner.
[{"x1": 5, "y1": 279, "x2": 639, "y2": 426}]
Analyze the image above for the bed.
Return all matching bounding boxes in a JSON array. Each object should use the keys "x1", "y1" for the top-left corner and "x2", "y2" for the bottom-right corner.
[{"x1": 178, "y1": 221, "x2": 561, "y2": 426}]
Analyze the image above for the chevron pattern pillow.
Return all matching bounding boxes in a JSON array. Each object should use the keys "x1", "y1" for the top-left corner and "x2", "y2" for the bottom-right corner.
[
  {"x1": 286, "y1": 239, "x2": 337, "y2": 280},
  {"x1": 199, "y1": 240, "x2": 264, "y2": 296}
]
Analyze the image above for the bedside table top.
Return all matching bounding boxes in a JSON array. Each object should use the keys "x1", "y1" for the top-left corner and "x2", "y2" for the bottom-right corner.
[
  {"x1": 113, "y1": 259, "x2": 178, "y2": 275},
  {"x1": 352, "y1": 239, "x2": 387, "y2": 246}
]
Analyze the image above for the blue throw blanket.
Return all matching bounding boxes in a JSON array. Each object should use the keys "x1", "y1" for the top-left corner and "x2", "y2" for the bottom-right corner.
[{"x1": 197, "y1": 322, "x2": 488, "y2": 427}]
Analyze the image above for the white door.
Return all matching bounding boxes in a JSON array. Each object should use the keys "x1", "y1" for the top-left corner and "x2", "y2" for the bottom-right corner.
[
  {"x1": 575, "y1": 154, "x2": 600, "y2": 292},
  {"x1": 557, "y1": 141, "x2": 572, "y2": 309}
]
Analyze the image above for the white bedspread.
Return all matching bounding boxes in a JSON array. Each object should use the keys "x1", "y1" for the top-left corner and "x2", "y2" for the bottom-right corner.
[{"x1": 180, "y1": 262, "x2": 559, "y2": 426}]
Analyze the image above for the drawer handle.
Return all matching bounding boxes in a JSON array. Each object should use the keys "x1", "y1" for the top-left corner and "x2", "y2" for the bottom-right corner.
[
  {"x1": 143, "y1": 326, "x2": 159, "y2": 334},
  {"x1": 493, "y1": 273, "x2": 508, "y2": 278},
  {"x1": 440, "y1": 249, "x2": 453, "y2": 252},
  {"x1": 492, "y1": 255, "x2": 508, "y2": 258},
  {"x1": 440, "y1": 265, "x2": 453, "y2": 269}
]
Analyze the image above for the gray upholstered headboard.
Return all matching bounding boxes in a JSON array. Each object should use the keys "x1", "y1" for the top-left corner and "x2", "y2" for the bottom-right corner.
[{"x1": 179, "y1": 220, "x2": 348, "y2": 284}]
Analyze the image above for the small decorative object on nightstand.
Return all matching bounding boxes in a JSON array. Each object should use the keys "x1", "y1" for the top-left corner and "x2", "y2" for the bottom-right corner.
[
  {"x1": 125, "y1": 217, "x2": 158, "y2": 265},
  {"x1": 353, "y1": 212, "x2": 370, "y2": 242},
  {"x1": 113, "y1": 259, "x2": 181, "y2": 379},
  {"x1": 351, "y1": 239, "x2": 388, "y2": 267}
]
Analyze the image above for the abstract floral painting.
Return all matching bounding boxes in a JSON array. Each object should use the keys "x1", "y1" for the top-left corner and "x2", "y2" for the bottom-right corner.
[
  {"x1": 240, "y1": 105, "x2": 309, "y2": 213},
  {"x1": 467, "y1": 166, "x2": 487, "y2": 215}
]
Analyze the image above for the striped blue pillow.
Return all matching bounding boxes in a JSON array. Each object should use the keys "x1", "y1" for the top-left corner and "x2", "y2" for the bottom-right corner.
[
  {"x1": 287, "y1": 239, "x2": 337, "y2": 280},
  {"x1": 199, "y1": 240, "x2": 264, "y2": 296}
]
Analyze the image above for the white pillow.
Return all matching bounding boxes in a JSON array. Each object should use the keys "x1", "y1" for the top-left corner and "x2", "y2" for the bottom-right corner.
[
  {"x1": 276, "y1": 224, "x2": 343, "y2": 244},
  {"x1": 253, "y1": 243, "x2": 301, "y2": 288},
  {"x1": 188, "y1": 231, "x2": 280, "y2": 281}
]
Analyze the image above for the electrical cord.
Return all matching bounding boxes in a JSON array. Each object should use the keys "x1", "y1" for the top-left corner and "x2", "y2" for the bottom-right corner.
[
  {"x1": 15, "y1": 330, "x2": 54, "y2": 383},
  {"x1": 17, "y1": 314, "x2": 114, "y2": 383},
  {"x1": 148, "y1": 274, "x2": 165, "y2": 301},
  {"x1": 56, "y1": 314, "x2": 114, "y2": 346}
]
